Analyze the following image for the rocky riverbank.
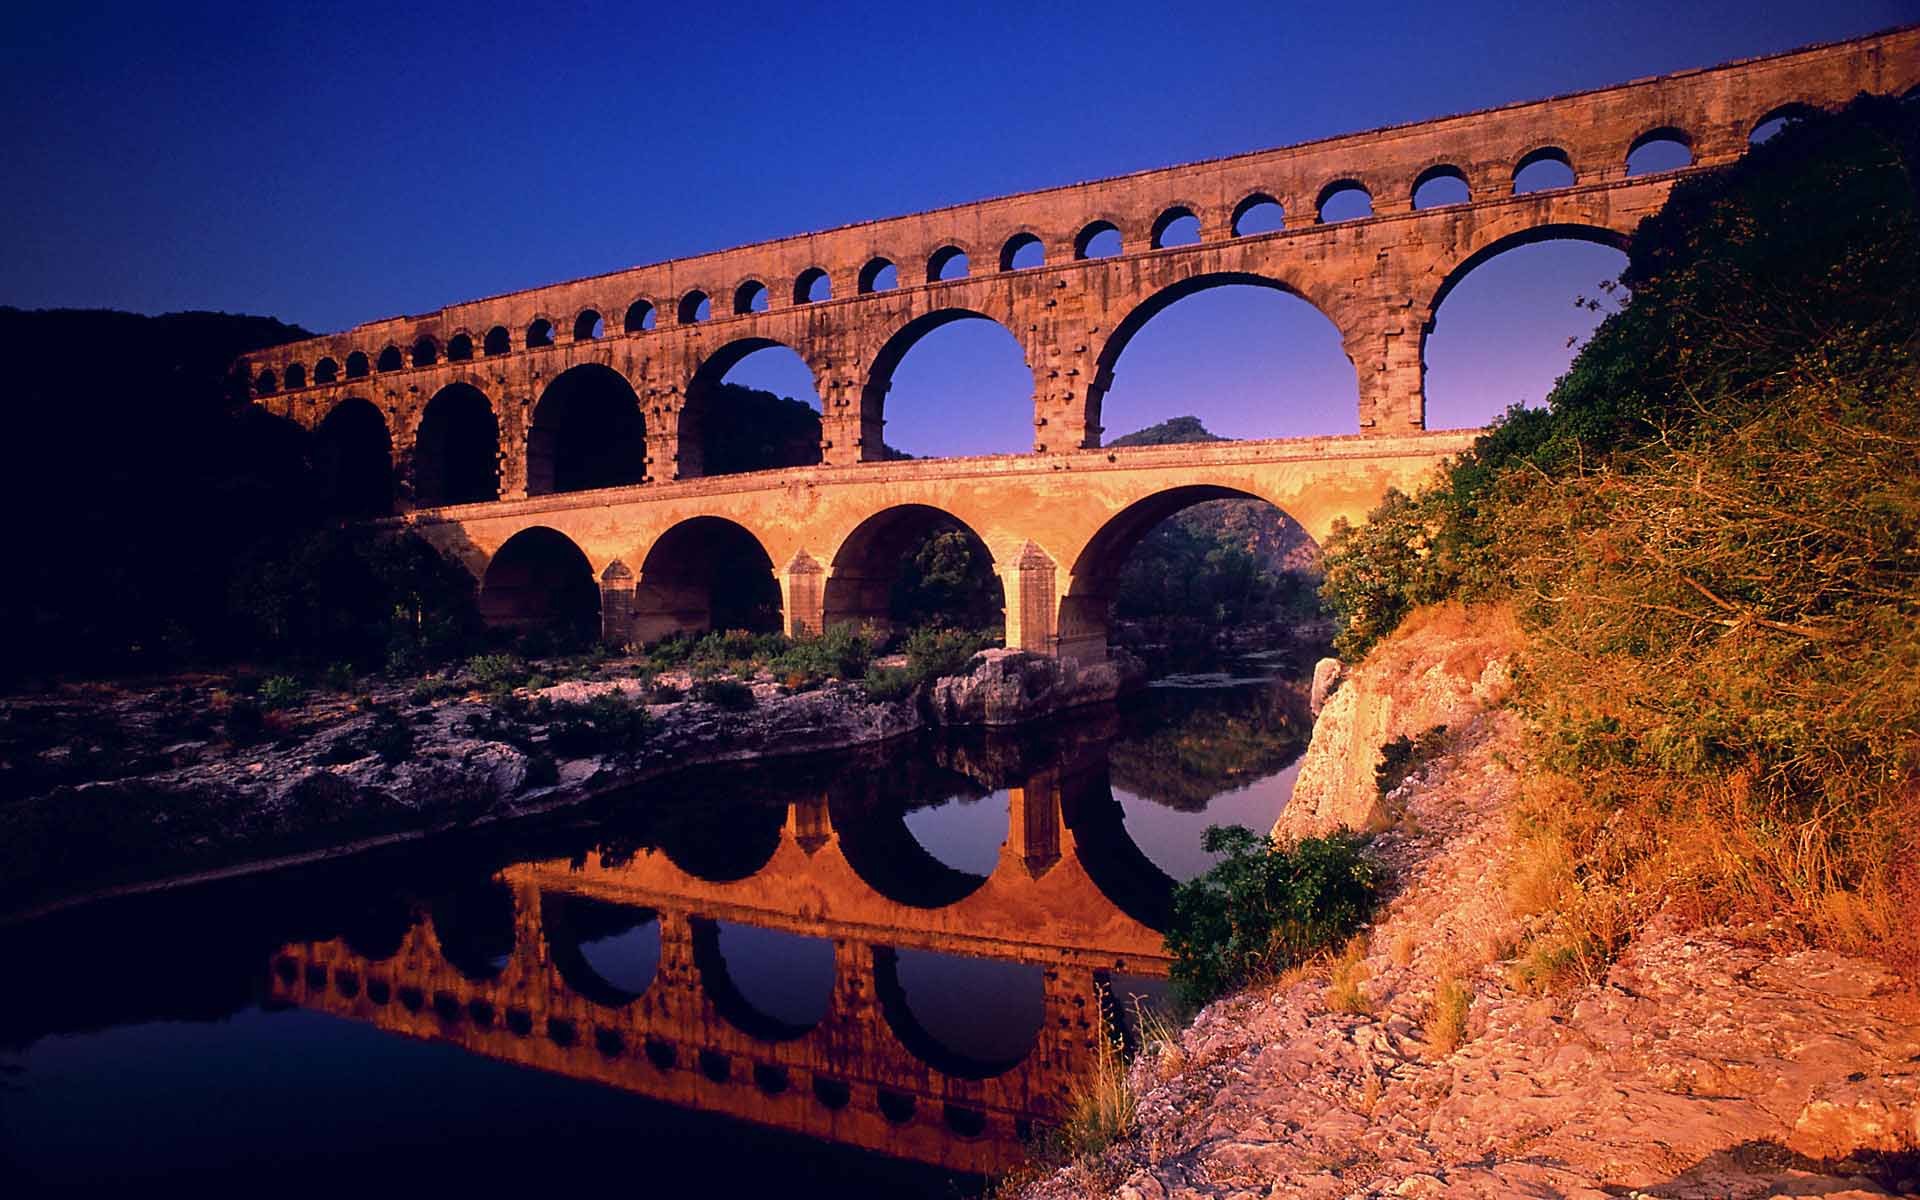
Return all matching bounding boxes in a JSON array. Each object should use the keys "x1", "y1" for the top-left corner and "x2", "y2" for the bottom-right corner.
[
  {"x1": 0, "y1": 647, "x2": 1144, "y2": 919},
  {"x1": 1021, "y1": 609, "x2": 1920, "y2": 1199}
]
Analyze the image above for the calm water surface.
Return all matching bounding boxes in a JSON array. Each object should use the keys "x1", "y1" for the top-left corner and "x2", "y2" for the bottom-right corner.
[{"x1": 0, "y1": 654, "x2": 1312, "y2": 1197}]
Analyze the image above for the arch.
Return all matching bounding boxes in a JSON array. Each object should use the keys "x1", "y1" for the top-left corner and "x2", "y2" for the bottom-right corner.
[
  {"x1": 632, "y1": 516, "x2": 782, "y2": 642},
  {"x1": 858, "y1": 257, "x2": 897, "y2": 294},
  {"x1": 526, "y1": 317, "x2": 554, "y2": 348},
  {"x1": 313, "y1": 397, "x2": 393, "y2": 518},
  {"x1": 873, "y1": 947, "x2": 1043, "y2": 1079},
  {"x1": 860, "y1": 308, "x2": 1033, "y2": 457},
  {"x1": 1421, "y1": 224, "x2": 1630, "y2": 429},
  {"x1": 1000, "y1": 231, "x2": 1043, "y2": 271},
  {"x1": 483, "y1": 325, "x2": 510, "y2": 356},
  {"x1": 1423, "y1": 222, "x2": 1631, "y2": 321},
  {"x1": 653, "y1": 784, "x2": 788, "y2": 881},
  {"x1": 732, "y1": 280, "x2": 768, "y2": 315},
  {"x1": 1150, "y1": 206, "x2": 1200, "y2": 248},
  {"x1": 283, "y1": 363, "x2": 306, "y2": 390},
  {"x1": 255, "y1": 368, "x2": 278, "y2": 395},
  {"x1": 1089, "y1": 271, "x2": 1353, "y2": 444},
  {"x1": 426, "y1": 882, "x2": 516, "y2": 983},
  {"x1": 1315, "y1": 179, "x2": 1373, "y2": 222},
  {"x1": 829, "y1": 780, "x2": 994, "y2": 909},
  {"x1": 573, "y1": 310, "x2": 604, "y2": 341},
  {"x1": 793, "y1": 267, "x2": 830, "y2": 304},
  {"x1": 478, "y1": 525, "x2": 599, "y2": 640},
  {"x1": 1231, "y1": 193, "x2": 1284, "y2": 235},
  {"x1": 312, "y1": 357, "x2": 339, "y2": 384},
  {"x1": 678, "y1": 290, "x2": 711, "y2": 324},
  {"x1": 1512, "y1": 145, "x2": 1576, "y2": 193},
  {"x1": 413, "y1": 382, "x2": 500, "y2": 506},
  {"x1": 1058, "y1": 483, "x2": 1325, "y2": 672},
  {"x1": 1075, "y1": 220, "x2": 1122, "y2": 260},
  {"x1": 345, "y1": 350, "x2": 370, "y2": 378},
  {"x1": 411, "y1": 337, "x2": 438, "y2": 367},
  {"x1": 1411, "y1": 163, "x2": 1470, "y2": 209},
  {"x1": 623, "y1": 299, "x2": 656, "y2": 333},
  {"x1": 376, "y1": 345, "x2": 403, "y2": 372},
  {"x1": 526, "y1": 363, "x2": 646, "y2": 495},
  {"x1": 822, "y1": 504, "x2": 1004, "y2": 636},
  {"x1": 681, "y1": 337, "x2": 824, "y2": 477},
  {"x1": 690, "y1": 918, "x2": 833, "y2": 1042},
  {"x1": 540, "y1": 894, "x2": 660, "y2": 1008},
  {"x1": 1626, "y1": 125, "x2": 1694, "y2": 175},
  {"x1": 1749, "y1": 102, "x2": 1819, "y2": 144},
  {"x1": 1060, "y1": 768, "x2": 1178, "y2": 930},
  {"x1": 927, "y1": 244, "x2": 970, "y2": 282}
]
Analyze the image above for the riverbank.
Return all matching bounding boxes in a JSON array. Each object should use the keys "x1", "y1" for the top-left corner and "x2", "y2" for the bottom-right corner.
[
  {"x1": 1020, "y1": 609, "x2": 1920, "y2": 1199},
  {"x1": 0, "y1": 646, "x2": 1144, "y2": 922}
]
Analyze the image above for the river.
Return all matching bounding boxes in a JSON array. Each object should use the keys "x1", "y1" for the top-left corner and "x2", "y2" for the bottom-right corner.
[{"x1": 0, "y1": 649, "x2": 1314, "y2": 1196}]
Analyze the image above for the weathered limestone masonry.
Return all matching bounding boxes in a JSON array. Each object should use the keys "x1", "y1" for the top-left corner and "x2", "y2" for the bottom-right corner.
[{"x1": 240, "y1": 28, "x2": 1919, "y2": 658}]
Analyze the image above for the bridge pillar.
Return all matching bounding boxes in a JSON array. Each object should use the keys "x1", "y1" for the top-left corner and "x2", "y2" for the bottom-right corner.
[
  {"x1": 1000, "y1": 542, "x2": 1059, "y2": 656},
  {"x1": 498, "y1": 393, "x2": 531, "y2": 499},
  {"x1": 599, "y1": 560, "x2": 636, "y2": 646},
  {"x1": 781, "y1": 551, "x2": 826, "y2": 636},
  {"x1": 1343, "y1": 303, "x2": 1427, "y2": 432},
  {"x1": 1006, "y1": 770, "x2": 1063, "y2": 878},
  {"x1": 818, "y1": 343, "x2": 882, "y2": 465}
]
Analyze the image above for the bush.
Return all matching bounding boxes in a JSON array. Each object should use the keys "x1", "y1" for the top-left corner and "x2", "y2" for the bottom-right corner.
[
  {"x1": 545, "y1": 691, "x2": 650, "y2": 757},
  {"x1": 692, "y1": 678, "x2": 756, "y2": 711},
  {"x1": 901, "y1": 625, "x2": 993, "y2": 682},
  {"x1": 861, "y1": 665, "x2": 916, "y2": 703},
  {"x1": 259, "y1": 674, "x2": 305, "y2": 711},
  {"x1": 467, "y1": 653, "x2": 527, "y2": 693},
  {"x1": 1164, "y1": 825, "x2": 1382, "y2": 1010},
  {"x1": 321, "y1": 662, "x2": 357, "y2": 692},
  {"x1": 768, "y1": 623, "x2": 877, "y2": 686}
]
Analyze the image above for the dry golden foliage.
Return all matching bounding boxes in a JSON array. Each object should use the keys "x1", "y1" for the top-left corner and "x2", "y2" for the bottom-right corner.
[{"x1": 1427, "y1": 971, "x2": 1472, "y2": 1055}]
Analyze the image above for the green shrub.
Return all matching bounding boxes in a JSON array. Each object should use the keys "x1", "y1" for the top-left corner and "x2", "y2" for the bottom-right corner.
[
  {"x1": 901, "y1": 625, "x2": 993, "y2": 682},
  {"x1": 259, "y1": 674, "x2": 305, "y2": 711},
  {"x1": 408, "y1": 677, "x2": 459, "y2": 706},
  {"x1": 1165, "y1": 825, "x2": 1381, "y2": 1010},
  {"x1": 861, "y1": 665, "x2": 916, "y2": 703},
  {"x1": 693, "y1": 678, "x2": 756, "y2": 711},
  {"x1": 769, "y1": 623, "x2": 878, "y2": 685},
  {"x1": 321, "y1": 662, "x2": 357, "y2": 692},
  {"x1": 646, "y1": 680, "x2": 685, "y2": 703},
  {"x1": 467, "y1": 653, "x2": 527, "y2": 692},
  {"x1": 546, "y1": 690, "x2": 650, "y2": 756}
]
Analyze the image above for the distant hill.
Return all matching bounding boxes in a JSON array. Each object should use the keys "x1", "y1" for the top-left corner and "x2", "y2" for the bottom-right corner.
[{"x1": 1106, "y1": 414, "x2": 1226, "y2": 447}]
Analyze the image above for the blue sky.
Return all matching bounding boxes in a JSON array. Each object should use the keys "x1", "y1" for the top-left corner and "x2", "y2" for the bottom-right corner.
[{"x1": 3, "y1": 0, "x2": 1908, "y2": 453}]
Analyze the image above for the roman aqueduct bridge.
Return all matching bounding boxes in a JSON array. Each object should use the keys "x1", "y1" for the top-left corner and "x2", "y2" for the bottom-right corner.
[{"x1": 239, "y1": 28, "x2": 1918, "y2": 658}]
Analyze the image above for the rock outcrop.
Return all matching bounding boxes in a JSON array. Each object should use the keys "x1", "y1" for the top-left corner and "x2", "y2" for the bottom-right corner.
[
  {"x1": 926, "y1": 648, "x2": 1146, "y2": 727},
  {"x1": 1021, "y1": 604, "x2": 1920, "y2": 1200},
  {"x1": 1273, "y1": 605, "x2": 1515, "y2": 840}
]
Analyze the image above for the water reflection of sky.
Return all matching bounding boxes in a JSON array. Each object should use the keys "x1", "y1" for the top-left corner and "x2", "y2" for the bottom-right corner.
[
  {"x1": 1115, "y1": 759, "x2": 1303, "y2": 883},
  {"x1": 901, "y1": 791, "x2": 1008, "y2": 878}
]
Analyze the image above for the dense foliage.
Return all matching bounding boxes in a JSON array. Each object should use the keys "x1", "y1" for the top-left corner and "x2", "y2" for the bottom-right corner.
[
  {"x1": 1165, "y1": 825, "x2": 1381, "y2": 1009},
  {"x1": 1320, "y1": 95, "x2": 1920, "y2": 978}
]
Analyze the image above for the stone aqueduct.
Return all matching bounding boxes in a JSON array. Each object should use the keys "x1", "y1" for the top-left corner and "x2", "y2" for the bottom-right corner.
[
  {"x1": 269, "y1": 768, "x2": 1169, "y2": 1174},
  {"x1": 240, "y1": 28, "x2": 1918, "y2": 657}
]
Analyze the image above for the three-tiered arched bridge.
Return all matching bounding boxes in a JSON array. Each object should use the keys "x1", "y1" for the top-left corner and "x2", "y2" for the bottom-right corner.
[{"x1": 239, "y1": 28, "x2": 1918, "y2": 658}]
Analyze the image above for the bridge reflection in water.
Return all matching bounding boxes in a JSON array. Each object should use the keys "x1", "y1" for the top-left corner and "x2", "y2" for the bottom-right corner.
[{"x1": 268, "y1": 747, "x2": 1181, "y2": 1176}]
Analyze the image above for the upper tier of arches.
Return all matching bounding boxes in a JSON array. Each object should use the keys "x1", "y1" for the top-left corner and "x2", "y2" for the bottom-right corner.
[{"x1": 247, "y1": 31, "x2": 1914, "y2": 398}]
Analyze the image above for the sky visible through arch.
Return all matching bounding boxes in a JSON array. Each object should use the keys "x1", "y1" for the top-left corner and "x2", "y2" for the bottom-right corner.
[{"x1": 2, "y1": 0, "x2": 1907, "y2": 455}]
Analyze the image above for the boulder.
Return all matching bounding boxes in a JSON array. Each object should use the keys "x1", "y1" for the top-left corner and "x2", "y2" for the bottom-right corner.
[{"x1": 926, "y1": 648, "x2": 1147, "y2": 727}]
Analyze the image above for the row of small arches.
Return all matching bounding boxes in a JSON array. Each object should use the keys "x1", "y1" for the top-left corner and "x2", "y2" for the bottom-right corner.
[
  {"x1": 252, "y1": 106, "x2": 1808, "y2": 398},
  {"x1": 273, "y1": 953, "x2": 1000, "y2": 1136}
]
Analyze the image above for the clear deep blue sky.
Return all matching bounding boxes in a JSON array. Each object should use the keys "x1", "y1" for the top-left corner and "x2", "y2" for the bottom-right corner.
[{"x1": 3, "y1": 0, "x2": 1909, "y2": 454}]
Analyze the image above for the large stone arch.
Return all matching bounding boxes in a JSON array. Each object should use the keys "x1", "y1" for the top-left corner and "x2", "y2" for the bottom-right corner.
[
  {"x1": 629, "y1": 515, "x2": 782, "y2": 644},
  {"x1": 821, "y1": 503, "x2": 1005, "y2": 639},
  {"x1": 478, "y1": 525, "x2": 600, "y2": 643},
  {"x1": 1087, "y1": 270, "x2": 1353, "y2": 448},
  {"x1": 689, "y1": 917, "x2": 834, "y2": 1043},
  {"x1": 871, "y1": 946, "x2": 1043, "y2": 1080},
  {"x1": 526, "y1": 363, "x2": 647, "y2": 496},
  {"x1": 1416, "y1": 219, "x2": 1635, "y2": 367},
  {"x1": 860, "y1": 308, "x2": 1038, "y2": 460},
  {"x1": 313, "y1": 396, "x2": 394, "y2": 518},
  {"x1": 412, "y1": 381, "x2": 500, "y2": 507},
  {"x1": 678, "y1": 335, "x2": 826, "y2": 478},
  {"x1": 1057, "y1": 483, "x2": 1310, "y2": 663}
]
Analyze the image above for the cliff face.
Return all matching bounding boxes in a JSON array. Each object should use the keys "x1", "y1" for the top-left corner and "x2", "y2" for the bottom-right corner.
[
  {"x1": 1023, "y1": 605, "x2": 1920, "y2": 1200},
  {"x1": 1272, "y1": 605, "x2": 1516, "y2": 840}
]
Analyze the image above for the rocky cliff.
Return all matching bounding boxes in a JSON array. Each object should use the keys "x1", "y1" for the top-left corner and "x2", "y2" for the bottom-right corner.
[{"x1": 1024, "y1": 605, "x2": 1920, "y2": 1200}]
